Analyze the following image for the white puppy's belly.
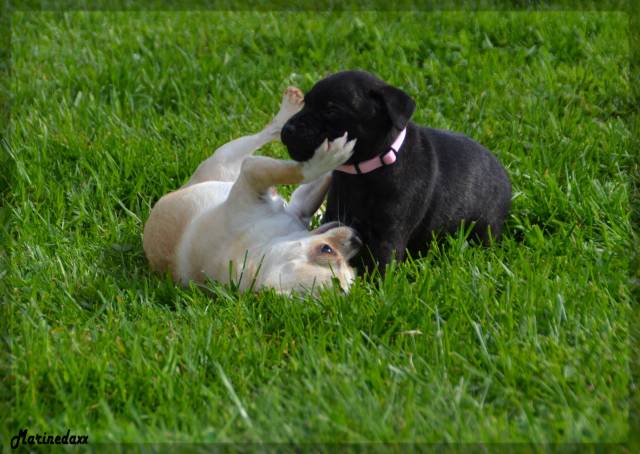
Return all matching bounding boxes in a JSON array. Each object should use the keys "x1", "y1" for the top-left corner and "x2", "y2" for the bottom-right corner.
[
  {"x1": 179, "y1": 180, "x2": 233, "y2": 210},
  {"x1": 176, "y1": 199, "x2": 305, "y2": 289}
]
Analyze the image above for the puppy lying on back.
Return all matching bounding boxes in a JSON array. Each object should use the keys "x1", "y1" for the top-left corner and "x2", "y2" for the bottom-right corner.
[
  {"x1": 282, "y1": 71, "x2": 512, "y2": 274},
  {"x1": 143, "y1": 88, "x2": 362, "y2": 293}
]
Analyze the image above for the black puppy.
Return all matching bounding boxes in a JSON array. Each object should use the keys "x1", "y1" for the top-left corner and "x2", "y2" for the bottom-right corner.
[{"x1": 281, "y1": 70, "x2": 512, "y2": 274}]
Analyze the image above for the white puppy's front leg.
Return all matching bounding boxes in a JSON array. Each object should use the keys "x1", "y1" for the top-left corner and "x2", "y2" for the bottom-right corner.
[
  {"x1": 287, "y1": 173, "x2": 332, "y2": 226},
  {"x1": 229, "y1": 133, "x2": 356, "y2": 202},
  {"x1": 301, "y1": 132, "x2": 356, "y2": 183},
  {"x1": 285, "y1": 133, "x2": 355, "y2": 223}
]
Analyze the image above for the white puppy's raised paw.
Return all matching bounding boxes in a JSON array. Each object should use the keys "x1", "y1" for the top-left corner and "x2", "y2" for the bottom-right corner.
[
  {"x1": 302, "y1": 132, "x2": 356, "y2": 183},
  {"x1": 270, "y1": 86, "x2": 304, "y2": 133}
]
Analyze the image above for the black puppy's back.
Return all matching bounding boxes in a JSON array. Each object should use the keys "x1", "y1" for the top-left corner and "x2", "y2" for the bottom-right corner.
[{"x1": 409, "y1": 126, "x2": 511, "y2": 249}]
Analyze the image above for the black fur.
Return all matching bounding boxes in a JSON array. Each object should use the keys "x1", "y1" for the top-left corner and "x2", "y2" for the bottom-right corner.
[{"x1": 281, "y1": 70, "x2": 512, "y2": 274}]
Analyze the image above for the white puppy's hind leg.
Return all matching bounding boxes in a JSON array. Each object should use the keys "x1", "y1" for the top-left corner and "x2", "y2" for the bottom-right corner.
[
  {"x1": 184, "y1": 87, "x2": 304, "y2": 187},
  {"x1": 184, "y1": 133, "x2": 273, "y2": 186},
  {"x1": 265, "y1": 86, "x2": 304, "y2": 140}
]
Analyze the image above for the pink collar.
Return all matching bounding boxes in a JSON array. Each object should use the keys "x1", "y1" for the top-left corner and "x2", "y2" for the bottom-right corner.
[{"x1": 335, "y1": 128, "x2": 407, "y2": 175}]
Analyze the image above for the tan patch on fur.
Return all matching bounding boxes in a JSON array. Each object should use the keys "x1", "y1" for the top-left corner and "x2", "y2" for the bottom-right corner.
[{"x1": 143, "y1": 190, "x2": 194, "y2": 277}]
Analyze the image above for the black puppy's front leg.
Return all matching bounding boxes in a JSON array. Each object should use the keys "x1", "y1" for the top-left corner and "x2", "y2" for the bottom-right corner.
[{"x1": 358, "y1": 235, "x2": 407, "y2": 277}]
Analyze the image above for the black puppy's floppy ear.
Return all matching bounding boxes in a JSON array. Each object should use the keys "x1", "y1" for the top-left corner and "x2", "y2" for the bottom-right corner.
[{"x1": 371, "y1": 84, "x2": 416, "y2": 130}]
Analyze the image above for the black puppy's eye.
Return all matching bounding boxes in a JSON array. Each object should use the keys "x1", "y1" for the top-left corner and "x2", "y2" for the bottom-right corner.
[
  {"x1": 325, "y1": 103, "x2": 340, "y2": 115},
  {"x1": 320, "y1": 244, "x2": 334, "y2": 254},
  {"x1": 325, "y1": 108, "x2": 337, "y2": 118}
]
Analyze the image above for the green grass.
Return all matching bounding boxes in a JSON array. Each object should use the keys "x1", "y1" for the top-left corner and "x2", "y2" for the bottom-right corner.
[{"x1": 2, "y1": 10, "x2": 633, "y2": 444}]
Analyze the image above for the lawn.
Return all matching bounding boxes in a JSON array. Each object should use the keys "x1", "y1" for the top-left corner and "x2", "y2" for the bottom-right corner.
[{"x1": 2, "y1": 10, "x2": 633, "y2": 444}]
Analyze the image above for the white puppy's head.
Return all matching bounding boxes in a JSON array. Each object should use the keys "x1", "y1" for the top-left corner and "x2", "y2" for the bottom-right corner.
[{"x1": 259, "y1": 222, "x2": 362, "y2": 294}]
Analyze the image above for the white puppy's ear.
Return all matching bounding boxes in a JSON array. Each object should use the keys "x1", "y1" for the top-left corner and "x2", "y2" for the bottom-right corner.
[
  {"x1": 309, "y1": 224, "x2": 362, "y2": 260},
  {"x1": 310, "y1": 221, "x2": 341, "y2": 235},
  {"x1": 371, "y1": 84, "x2": 416, "y2": 130}
]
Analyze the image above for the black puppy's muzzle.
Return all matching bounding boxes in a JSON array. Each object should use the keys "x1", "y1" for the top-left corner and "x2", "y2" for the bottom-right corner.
[
  {"x1": 281, "y1": 111, "x2": 328, "y2": 162},
  {"x1": 281, "y1": 123, "x2": 296, "y2": 139}
]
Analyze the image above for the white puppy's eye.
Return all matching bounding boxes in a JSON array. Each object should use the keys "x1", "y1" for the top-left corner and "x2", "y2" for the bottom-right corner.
[{"x1": 320, "y1": 244, "x2": 334, "y2": 254}]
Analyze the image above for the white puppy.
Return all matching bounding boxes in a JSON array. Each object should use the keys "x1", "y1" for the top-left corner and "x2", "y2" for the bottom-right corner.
[{"x1": 143, "y1": 87, "x2": 361, "y2": 293}]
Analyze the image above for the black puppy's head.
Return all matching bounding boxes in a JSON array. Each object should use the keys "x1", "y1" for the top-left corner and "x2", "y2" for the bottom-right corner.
[{"x1": 281, "y1": 70, "x2": 416, "y2": 163}]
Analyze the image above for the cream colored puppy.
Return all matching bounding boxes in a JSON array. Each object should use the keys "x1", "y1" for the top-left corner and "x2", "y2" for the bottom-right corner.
[{"x1": 143, "y1": 87, "x2": 361, "y2": 293}]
